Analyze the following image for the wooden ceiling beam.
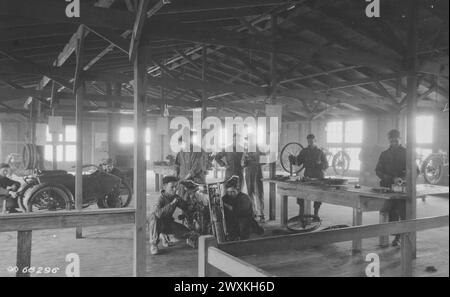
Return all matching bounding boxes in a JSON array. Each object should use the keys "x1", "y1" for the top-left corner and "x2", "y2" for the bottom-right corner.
[{"x1": 143, "y1": 22, "x2": 403, "y2": 70}]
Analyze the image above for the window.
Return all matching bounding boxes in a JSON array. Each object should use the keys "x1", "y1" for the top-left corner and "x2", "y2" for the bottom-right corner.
[
  {"x1": 146, "y1": 128, "x2": 151, "y2": 161},
  {"x1": 416, "y1": 115, "x2": 433, "y2": 144},
  {"x1": 346, "y1": 147, "x2": 362, "y2": 171},
  {"x1": 326, "y1": 119, "x2": 363, "y2": 172},
  {"x1": 344, "y1": 120, "x2": 363, "y2": 144},
  {"x1": 326, "y1": 121, "x2": 343, "y2": 144},
  {"x1": 119, "y1": 127, "x2": 134, "y2": 144},
  {"x1": 119, "y1": 127, "x2": 151, "y2": 161},
  {"x1": 44, "y1": 125, "x2": 76, "y2": 162}
]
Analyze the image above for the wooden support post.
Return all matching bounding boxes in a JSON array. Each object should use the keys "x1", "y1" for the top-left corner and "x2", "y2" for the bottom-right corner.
[
  {"x1": 268, "y1": 13, "x2": 278, "y2": 221},
  {"x1": 111, "y1": 82, "x2": 122, "y2": 159},
  {"x1": 106, "y1": 82, "x2": 114, "y2": 158},
  {"x1": 201, "y1": 46, "x2": 207, "y2": 130},
  {"x1": 75, "y1": 82, "x2": 85, "y2": 239},
  {"x1": 280, "y1": 195, "x2": 288, "y2": 226},
  {"x1": 155, "y1": 173, "x2": 160, "y2": 192},
  {"x1": 52, "y1": 133, "x2": 58, "y2": 170},
  {"x1": 16, "y1": 230, "x2": 32, "y2": 277},
  {"x1": 352, "y1": 208, "x2": 363, "y2": 253},
  {"x1": 133, "y1": 44, "x2": 149, "y2": 277},
  {"x1": 379, "y1": 211, "x2": 390, "y2": 247},
  {"x1": 198, "y1": 235, "x2": 221, "y2": 277},
  {"x1": 403, "y1": 0, "x2": 419, "y2": 276},
  {"x1": 29, "y1": 100, "x2": 37, "y2": 146},
  {"x1": 51, "y1": 81, "x2": 58, "y2": 170}
]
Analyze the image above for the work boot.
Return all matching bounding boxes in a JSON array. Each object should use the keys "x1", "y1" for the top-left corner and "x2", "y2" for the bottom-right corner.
[
  {"x1": 392, "y1": 235, "x2": 401, "y2": 247},
  {"x1": 259, "y1": 215, "x2": 265, "y2": 223},
  {"x1": 161, "y1": 234, "x2": 174, "y2": 247},
  {"x1": 150, "y1": 244, "x2": 159, "y2": 255}
]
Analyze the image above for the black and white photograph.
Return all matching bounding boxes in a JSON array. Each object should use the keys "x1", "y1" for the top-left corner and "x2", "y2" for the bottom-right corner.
[{"x1": 0, "y1": 0, "x2": 448, "y2": 283}]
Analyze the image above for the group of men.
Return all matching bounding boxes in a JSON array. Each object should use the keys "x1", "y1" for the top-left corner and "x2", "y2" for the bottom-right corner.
[
  {"x1": 0, "y1": 128, "x2": 411, "y2": 251},
  {"x1": 148, "y1": 133, "x2": 266, "y2": 255},
  {"x1": 148, "y1": 128, "x2": 411, "y2": 253}
]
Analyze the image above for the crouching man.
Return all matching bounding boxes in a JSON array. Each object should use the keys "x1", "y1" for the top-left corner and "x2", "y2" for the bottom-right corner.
[
  {"x1": 222, "y1": 177, "x2": 264, "y2": 241},
  {"x1": 148, "y1": 176, "x2": 190, "y2": 255},
  {"x1": 0, "y1": 163, "x2": 21, "y2": 213}
]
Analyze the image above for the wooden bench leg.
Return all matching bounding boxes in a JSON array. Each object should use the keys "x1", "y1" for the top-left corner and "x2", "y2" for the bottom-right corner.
[
  {"x1": 198, "y1": 235, "x2": 221, "y2": 277},
  {"x1": 352, "y1": 208, "x2": 362, "y2": 254},
  {"x1": 155, "y1": 173, "x2": 160, "y2": 192},
  {"x1": 379, "y1": 211, "x2": 390, "y2": 247},
  {"x1": 269, "y1": 182, "x2": 276, "y2": 221},
  {"x1": 304, "y1": 200, "x2": 312, "y2": 215},
  {"x1": 16, "y1": 230, "x2": 32, "y2": 277},
  {"x1": 280, "y1": 195, "x2": 288, "y2": 227}
]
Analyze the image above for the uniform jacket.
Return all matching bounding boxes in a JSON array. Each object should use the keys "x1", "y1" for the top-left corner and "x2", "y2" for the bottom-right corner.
[
  {"x1": 294, "y1": 146, "x2": 329, "y2": 178},
  {"x1": 214, "y1": 149, "x2": 244, "y2": 180},
  {"x1": 151, "y1": 191, "x2": 188, "y2": 220},
  {"x1": 375, "y1": 145, "x2": 407, "y2": 187},
  {"x1": 175, "y1": 150, "x2": 208, "y2": 183}
]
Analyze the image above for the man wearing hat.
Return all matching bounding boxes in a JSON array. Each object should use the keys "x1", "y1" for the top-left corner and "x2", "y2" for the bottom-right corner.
[
  {"x1": 0, "y1": 163, "x2": 21, "y2": 213},
  {"x1": 148, "y1": 176, "x2": 190, "y2": 255},
  {"x1": 222, "y1": 176, "x2": 264, "y2": 240},
  {"x1": 289, "y1": 134, "x2": 329, "y2": 218},
  {"x1": 376, "y1": 129, "x2": 418, "y2": 246}
]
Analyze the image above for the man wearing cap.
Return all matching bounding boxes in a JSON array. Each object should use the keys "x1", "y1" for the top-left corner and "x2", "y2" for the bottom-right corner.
[
  {"x1": 376, "y1": 129, "x2": 417, "y2": 246},
  {"x1": 289, "y1": 134, "x2": 329, "y2": 218},
  {"x1": 222, "y1": 176, "x2": 264, "y2": 240},
  {"x1": 0, "y1": 163, "x2": 21, "y2": 213},
  {"x1": 214, "y1": 133, "x2": 244, "y2": 190},
  {"x1": 148, "y1": 176, "x2": 190, "y2": 255}
]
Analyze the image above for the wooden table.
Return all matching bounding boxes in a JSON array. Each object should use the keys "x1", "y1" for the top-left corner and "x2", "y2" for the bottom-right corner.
[
  {"x1": 149, "y1": 165, "x2": 176, "y2": 192},
  {"x1": 264, "y1": 179, "x2": 449, "y2": 252}
]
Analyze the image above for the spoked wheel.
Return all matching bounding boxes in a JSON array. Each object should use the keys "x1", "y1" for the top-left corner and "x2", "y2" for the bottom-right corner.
[
  {"x1": 286, "y1": 215, "x2": 322, "y2": 233},
  {"x1": 97, "y1": 191, "x2": 123, "y2": 209},
  {"x1": 422, "y1": 154, "x2": 444, "y2": 185},
  {"x1": 118, "y1": 180, "x2": 133, "y2": 207},
  {"x1": 332, "y1": 151, "x2": 351, "y2": 176},
  {"x1": 325, "y1": 151, "x2": 333, "y2": 167},
  {"x1": 23, "y1": 183, "x2": 73, "y2": 212},
  {"x1": 280, "y1": 142, "x2": 305, "y2": 175}
]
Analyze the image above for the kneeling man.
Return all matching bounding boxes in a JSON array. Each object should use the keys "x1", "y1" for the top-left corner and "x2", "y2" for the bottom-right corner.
[
  {"x1": 148, "y1": 176, "x2": 190, "y2": 255},
  {"x1": 222, "y1": 177, "x2": 264, "y2": 241}
]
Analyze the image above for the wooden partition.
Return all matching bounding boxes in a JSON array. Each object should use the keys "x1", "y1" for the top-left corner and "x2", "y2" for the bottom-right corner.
[
  {"x1": 199, "y1": 215, "x2": 449, "y2": 277},
  {"x1": 0, "y1": 209, "x2": 135, "y2": 277}
]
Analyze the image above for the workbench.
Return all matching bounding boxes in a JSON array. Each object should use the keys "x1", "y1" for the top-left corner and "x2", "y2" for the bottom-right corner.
[{"x1": 264, "y1": 178, "x2": 449, "y2": 252}]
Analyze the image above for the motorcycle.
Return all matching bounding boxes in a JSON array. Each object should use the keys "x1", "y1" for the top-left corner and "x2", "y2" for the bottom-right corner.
[
  {"x1": 177, "y1": 176, "x2": 240, "y2": 247},
  {"x1": 14, "y1": 166, "x2": 130, "y2": 213}
]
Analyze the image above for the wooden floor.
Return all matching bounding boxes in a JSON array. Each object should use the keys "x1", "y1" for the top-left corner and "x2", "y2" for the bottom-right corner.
[{"x1": 0, "y1": 173, "x2": 448, "y2": 277}]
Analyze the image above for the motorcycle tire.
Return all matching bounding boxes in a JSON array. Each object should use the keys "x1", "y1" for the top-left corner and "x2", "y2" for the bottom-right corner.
[
  {"x1": 422, "y1": 154, "x2": 444, "y2": 185},
  {"x1": 97, "y1": 193, "x2": 123, "y2": 209},
  {"x1": 23, "y1": 183, "x2": 73, "y2": 213},
  {"x1": 119, "y1": 180, "x2": 133, "y2": 208},
  {"x1": 332, "y1": 151, "x2": 351, "y2": 176}
]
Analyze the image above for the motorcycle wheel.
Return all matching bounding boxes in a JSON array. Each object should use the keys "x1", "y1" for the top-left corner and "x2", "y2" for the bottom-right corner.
[
  {"x1": 119, "y1": 180, "x2": 133, "y2": 207},
  {"x1": 97, "y1": 193, "x2": 123, "y2": 209},
  {"x1": 332, "y1": 151, "x2": 351, "y2": 176},
  {"x1": 23, "y1": 183, "x2": 73, "y2": 213},
  {"x1": 422, "y1": 154, "x2": 444, "y2": 185}
]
